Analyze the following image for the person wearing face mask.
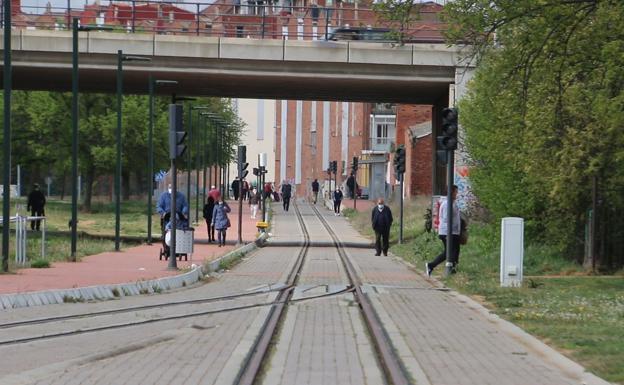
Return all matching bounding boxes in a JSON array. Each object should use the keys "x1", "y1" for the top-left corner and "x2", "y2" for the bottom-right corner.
[
  {"x1": 332, "y1": 187, "x2": 343, "y2": 216},
  {"x1": 156, "y1": 184, "x2": 189, "y2": 234},
  {"x1": 371, "y1": 197, "x2": 393, "y2": 256},
  {"x1": 212, "y1": 198, "x2": 232, "y2": 247}
]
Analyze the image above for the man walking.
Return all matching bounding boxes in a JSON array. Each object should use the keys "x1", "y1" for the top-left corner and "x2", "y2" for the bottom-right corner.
[
  {"x1": 426, "y1": 185, "x2": 461, "y2": 276},
  {"x1": 281, "y1": 180, "x2": 292, "y2": 211},
  {"x1": 231, "y1": 177, "x2": 240, "y2": 201},
  {"x1": 311, "y1": 179, "x2": 319, "y2": 204},
  {"x1": 371, "y1": 198, "x2": 393, "y2": 256},
  {"x1": 27, "y1": 183, "x2": 46, "y2": 231}
]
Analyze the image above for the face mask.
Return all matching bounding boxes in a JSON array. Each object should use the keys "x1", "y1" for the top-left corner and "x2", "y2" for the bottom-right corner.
[
  {"x1": 219, "y1": 201, "x2": 224, "y2": 205},
  {"x1": 168, "y1": 188, "x2": 172, "y2": 194},
  {"x1": 377, "y1": 204, "x2": 384, "y2": 210}
]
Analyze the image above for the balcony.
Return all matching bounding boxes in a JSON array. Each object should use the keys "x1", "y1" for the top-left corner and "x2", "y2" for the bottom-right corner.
[{"x1": 369, "y1": 137, "x2": 392, "y2": 152}]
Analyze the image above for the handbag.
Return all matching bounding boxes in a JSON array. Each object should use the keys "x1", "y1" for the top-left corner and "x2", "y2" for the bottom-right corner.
[
  {"x1": 226, "y1": 217, "x2": 231, "y2": 228},
  {"x1": 459, "y1": 218, "x2": 468, "y2": 245}
]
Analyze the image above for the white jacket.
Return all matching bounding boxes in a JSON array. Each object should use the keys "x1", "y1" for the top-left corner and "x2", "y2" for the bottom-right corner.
[{"x1": 438, "y1": 198, "x2": 460, "y2": 236}]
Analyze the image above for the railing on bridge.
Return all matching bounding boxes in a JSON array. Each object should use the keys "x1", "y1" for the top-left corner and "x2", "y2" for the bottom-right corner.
[{"x1": 2, "y1": 0, "x2": 448, "y2": 42}]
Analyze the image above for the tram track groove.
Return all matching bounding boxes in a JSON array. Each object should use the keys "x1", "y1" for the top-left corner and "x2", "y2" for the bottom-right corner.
[
  {"x1": 234, "y1": 201, "x2": 313, "y2": 385},
  {"x1": 308, "y1": 203, "x2": 412, "y2": 385},
  {"x1": 0, "y1": 286, "x2": 355, "y2": 347}
]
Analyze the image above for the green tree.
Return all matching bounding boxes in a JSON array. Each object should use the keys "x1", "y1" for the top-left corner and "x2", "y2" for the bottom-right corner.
[{"x1": 444, "y1": 1, "x2": 624, "y2": 267}]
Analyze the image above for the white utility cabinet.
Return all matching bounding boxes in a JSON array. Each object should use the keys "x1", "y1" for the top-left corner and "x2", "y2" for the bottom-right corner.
[{"x1": 500, "y1": 217, "x2": 524, "y2": 287}]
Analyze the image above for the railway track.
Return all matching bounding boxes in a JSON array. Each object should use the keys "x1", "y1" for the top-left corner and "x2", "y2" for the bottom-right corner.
[
  {"x1": 1, "y1": 201, "x2": 411, "y2": 384},
  {"x1": 235, "y1": 201, "x2": 411, "y2": 385}
]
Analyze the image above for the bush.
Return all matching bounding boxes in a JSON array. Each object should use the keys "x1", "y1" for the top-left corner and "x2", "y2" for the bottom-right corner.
[{"x1": 30, "y1": 259, "x2": 50, "y2": 268}]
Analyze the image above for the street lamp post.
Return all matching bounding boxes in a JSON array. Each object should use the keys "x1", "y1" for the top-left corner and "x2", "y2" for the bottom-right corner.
[
  {"x1": 147, "y1": 77, "x2": 177, "y2": 244},
  {"x1": 71, "y1": 18, "x2": 111, "y2": 260},
  {"x1": 116, "y1": 50, "x2": 151, "y2": 251},
  {"x1": 2, "y1": 0, "x2": 12, "y2": 272},
  {"x1": 185, "y1": 106, "x2": 208, "y2": 223},
  {"x1": 190, "y1": 107, "x2": 209, "y2": 222}
]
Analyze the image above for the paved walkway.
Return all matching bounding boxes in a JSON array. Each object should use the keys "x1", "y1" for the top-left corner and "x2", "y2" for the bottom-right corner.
[{"x1": 0, "y1": 199, "x2": 262, "y2": 295}]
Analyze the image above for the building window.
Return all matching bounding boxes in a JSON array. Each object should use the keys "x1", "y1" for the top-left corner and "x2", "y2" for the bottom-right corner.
[{"x1": 236, "y1": 25, "x2": 244, "y2": 37}]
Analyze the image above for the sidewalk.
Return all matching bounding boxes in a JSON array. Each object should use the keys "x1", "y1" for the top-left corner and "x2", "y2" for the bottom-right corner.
[{"x1": 0, "y1": 199, "x2": 263, "y2": 295}]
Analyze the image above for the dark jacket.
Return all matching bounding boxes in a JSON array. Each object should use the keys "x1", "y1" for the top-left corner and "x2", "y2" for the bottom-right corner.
[
  {"x1": 203, "y1": 197, "x2": 215, "y2": 221},
  {"x1": 333, "y1": 190, "x2": 343, "y2": 201},
  {"x1": 312, "y1": 180, "x2": 320, "y2": 192},
  {"x1": 281, "y1": 183, "x2": 292, "y2": 198},
  {"x1": 27, "y1": 189, "x2": 46, "y2": 211},
  {"x1": 249, "y1": 192, "x2": 261, "y2": 205},
  {"x1": 371, "y1": 205, "x2": 393, "y2": 232}
]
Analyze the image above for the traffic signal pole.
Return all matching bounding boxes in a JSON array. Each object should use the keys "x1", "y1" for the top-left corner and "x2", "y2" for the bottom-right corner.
[
  {"x1": 444, "y1": 150, "x2": 455, "y2": 277},
  {"x1": 399, "y1": 173, "x2": 404, "y2": 244}
]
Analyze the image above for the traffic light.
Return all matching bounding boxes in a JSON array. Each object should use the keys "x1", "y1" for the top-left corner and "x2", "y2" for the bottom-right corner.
[
  {"x1": 253, "y1": 167, "x2": 260, "y2": 176},
  {"x1": 394, "y1": 145, "x2": 406, "y2": 176},
  {"x1": 169, "y1": 104, "x2": 187, "y2": 160},
  {"x1": 351, "y1": 156, "x2": 359, "y2": 173},
  {"x1": 438, "y1": 107, "x2": 458, "y2": 151},
  {"x1": 237, "y1": 145, "x2": 249, "y2": 179},
  {"x1": 330, "y1": 160, "x2": 337, "y2": 174}
]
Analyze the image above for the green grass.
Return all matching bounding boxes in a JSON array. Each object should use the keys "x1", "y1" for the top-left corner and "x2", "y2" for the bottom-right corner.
[
  {"x1": 345, "y1": 198, "x2": 624, "y2": 384},
  {"x1": 0, "y1": 197, "x2": 148, "y2": 273}
]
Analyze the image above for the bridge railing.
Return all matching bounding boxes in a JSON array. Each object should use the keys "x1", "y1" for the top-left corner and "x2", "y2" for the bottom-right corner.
[{"x1": 3, "y1": 0, "x2": 447, "y2": 43}]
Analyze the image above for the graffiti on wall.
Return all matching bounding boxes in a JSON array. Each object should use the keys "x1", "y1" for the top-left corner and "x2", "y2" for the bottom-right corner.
[{"x1": 454, "y1": 166, "x2": 476, "y2": 211}]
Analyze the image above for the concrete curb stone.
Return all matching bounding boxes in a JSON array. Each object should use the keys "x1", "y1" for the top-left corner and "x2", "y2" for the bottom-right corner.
[{"x1": 0, "y1": 224, "x2": 271, "y2": 311}]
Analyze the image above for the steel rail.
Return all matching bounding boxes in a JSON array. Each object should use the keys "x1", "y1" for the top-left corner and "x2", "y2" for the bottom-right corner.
[
  {"x1": 310, "y1": 203, "x2": 411, "y2": 385},
  {"x1": 0, "y1": 285, "x2": 287, "y2": 330},
  {"x1": 234, "y1": 201, "x2": 312, "y2": 385},
  {"x1": 0, "y1": 286, "x2": 354, "y2": 347}
]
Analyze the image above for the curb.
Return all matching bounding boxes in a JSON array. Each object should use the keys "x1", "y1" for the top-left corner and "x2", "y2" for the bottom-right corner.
[
  {"x1": 0, "y1": 230, "x2": 271, "y2": 311},
  {"x1": 0, "y1": 267, "x2": 203, "y2": 310},
  {"x1": 204, "y1": 232, "x2": 269, "y2": 273}
]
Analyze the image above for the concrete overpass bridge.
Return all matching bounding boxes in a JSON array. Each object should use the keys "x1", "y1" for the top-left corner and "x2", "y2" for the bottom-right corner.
[{"x1": 0, "y1": 30, "x2": 471, "y2": 104}]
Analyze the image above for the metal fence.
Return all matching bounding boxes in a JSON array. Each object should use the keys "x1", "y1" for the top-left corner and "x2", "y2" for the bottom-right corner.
[{"x1": 3, "y1": 0, "x2": 447, "y2": 42}]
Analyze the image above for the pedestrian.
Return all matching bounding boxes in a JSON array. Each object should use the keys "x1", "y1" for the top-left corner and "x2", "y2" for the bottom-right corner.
[
  {"x1": 263, "y1": 181, "x2": 273, "y2": 201},
  {"x1": 311, "y1": 178, "x2": 320, "y2": 204},
  {"x1": 249, "y1": 188, "x2": 260, "y2": 219},
  {"x1": 27, "y1": 183, "x2": 46, "y2": 231},
  {"x1": 211, "y1": 198, "x2": 231, "y2": 247},
  {"x1": 208, "y1": 185, "x2": 221, "y2": 202},
  {"x1": 156, "y1": 184, "x2": 189, "y2": 235},
  {"x1": 203, "y1": 196, "x2": 216, "y2": 243},
  {"x1": 371, "y1": 198, "x2": 393, "y2": 256},
  {"x1": 231, "y1": 177, "x2": 240, "y2": 201},
  {"x1": 242, "y1": 179, "x2": 250, "y2": 201},
  {"x1": 333, "y1": 187, "x2": 343, "y2": 216},
  {"x1": 281, "y1": 180, "x2": 292, "y2": 211},
  {"x1": 425, "y1": 185, "x2": 461, "y2": 277},
  {"x1": 346, "y1": 173, "x2": 355, "y2": 199}
]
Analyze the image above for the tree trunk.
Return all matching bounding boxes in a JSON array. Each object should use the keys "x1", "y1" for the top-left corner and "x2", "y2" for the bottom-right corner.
[
  {"x1": 83, "y1": 163, "x2": 95, "y2": 212},
  {"x1": 60, "y1": 171, "x2": 66, "y2": 201},
  {"x1": 122, "y1": 170, "x2": 130, "y2": 201}
]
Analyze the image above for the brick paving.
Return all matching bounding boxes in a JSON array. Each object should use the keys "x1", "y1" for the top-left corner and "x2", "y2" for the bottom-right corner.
[
  {"x1": 0, "y1": 200, "x2": 611, "y2": 385},
  {"x1": 0, "y1": 199, "x2": 261, "y2": 295}
]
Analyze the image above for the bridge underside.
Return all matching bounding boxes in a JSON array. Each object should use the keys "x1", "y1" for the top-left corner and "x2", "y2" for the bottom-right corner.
[{"x1": 2, "y1": 52, "x2": 453, "y2": 104}]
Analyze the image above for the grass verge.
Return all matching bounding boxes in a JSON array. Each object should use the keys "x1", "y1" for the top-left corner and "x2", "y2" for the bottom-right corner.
[{"x1": 344, "y1": 198, "x2": 624, "y2": 384}]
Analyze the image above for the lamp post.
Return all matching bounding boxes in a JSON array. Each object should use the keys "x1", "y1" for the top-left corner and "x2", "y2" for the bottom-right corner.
[
  {"x1": 147, "y1": 77, "x2": 177, "y2": 244},
  {"x1": 2, "y1": 0, "x2": 12, "y2": 272},
  {"x1": 71, "y1": 18, "x2": 112, "y2": 260},
  {"x1": 116, "y1": 50, "x2": 151, "y2": 251},
  {"x1": 190, "y1": 107, "x2": 209, "y2": 222},
  {"x1": 199, "y1": 113, "x2": 209, "y2": 214},
  {"x1": 187, "y1": 106, "x2": 208, "y2": 223}
]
